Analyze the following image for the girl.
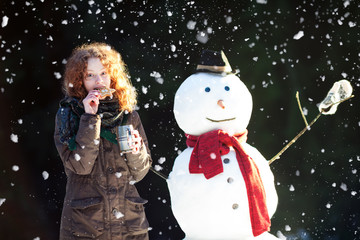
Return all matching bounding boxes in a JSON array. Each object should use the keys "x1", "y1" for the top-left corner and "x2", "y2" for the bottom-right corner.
[{"x1": 54, "y1": 42, "x2": 152, "y2": 240}]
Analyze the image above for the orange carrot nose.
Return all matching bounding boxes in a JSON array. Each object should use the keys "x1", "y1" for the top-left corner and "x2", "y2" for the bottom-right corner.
[{"x1": 217, "y1": 100, "x2": 225, "y2": 109}]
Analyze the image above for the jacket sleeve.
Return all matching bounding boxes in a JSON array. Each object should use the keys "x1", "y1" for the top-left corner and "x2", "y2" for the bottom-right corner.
[
  {"x1": 54, "y1": 112, "x2": 101, "y2": 175},
  {"x1": 125, "y1": 111, "x2": 152, "y2": 182}
]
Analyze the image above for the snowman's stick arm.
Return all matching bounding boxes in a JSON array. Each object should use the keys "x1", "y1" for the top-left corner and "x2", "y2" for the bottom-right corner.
[
  {"x1": 296, "y1": 91, "x2": 309, "y2": 127},
  {"x1": 268, "y1": 94, "x2": 354, "y2": 165},
  {"x1": 268, "y1": 112, "x2": 322, "y2": 165},
  {"x1": 150, "y1": 166, "x2": 168, "y2": 180}
]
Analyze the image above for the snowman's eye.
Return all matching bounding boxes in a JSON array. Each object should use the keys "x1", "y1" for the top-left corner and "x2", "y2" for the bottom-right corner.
[
  {"x1": 225, "y1": 86, "x2": 230, "y2": 91},
  {"x1": 205, "y1": 87, "x2": 211, "y2": 92}
]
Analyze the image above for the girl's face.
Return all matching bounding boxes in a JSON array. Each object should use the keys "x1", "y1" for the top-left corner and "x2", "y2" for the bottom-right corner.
[{"x1": 83, "y1": 57, "x2": 111, "y2": 93}]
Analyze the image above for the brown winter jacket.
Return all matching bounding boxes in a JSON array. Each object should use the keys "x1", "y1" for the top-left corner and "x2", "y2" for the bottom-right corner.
[{"x1": 54, "y1": 110, "x2": 152, "y2": 240}]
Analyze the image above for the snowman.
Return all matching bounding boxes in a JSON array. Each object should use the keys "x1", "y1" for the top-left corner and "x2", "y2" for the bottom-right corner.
[{"x1": 167, "y1": 50, "x2": 279, "y2": 240}]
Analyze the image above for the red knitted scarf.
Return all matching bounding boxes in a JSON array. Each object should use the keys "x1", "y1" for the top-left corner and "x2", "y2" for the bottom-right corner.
[{"x1": 186, "y1": 129, "x2": 270, "y2": 237}]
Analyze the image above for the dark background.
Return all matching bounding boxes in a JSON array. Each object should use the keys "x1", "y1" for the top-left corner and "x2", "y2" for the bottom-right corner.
[{"x1": 0, "y1": 0, "x2": 359, "y2": 239}]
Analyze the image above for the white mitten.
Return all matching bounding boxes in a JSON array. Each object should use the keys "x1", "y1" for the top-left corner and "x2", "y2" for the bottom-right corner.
[{"x1": 318, "y1": 79, "x2": 353, "y2": 115}]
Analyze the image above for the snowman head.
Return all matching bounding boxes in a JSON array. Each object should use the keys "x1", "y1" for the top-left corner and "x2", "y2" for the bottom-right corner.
[{"x1": 173, "y1": 50, "x2": 253, "y2": 136}]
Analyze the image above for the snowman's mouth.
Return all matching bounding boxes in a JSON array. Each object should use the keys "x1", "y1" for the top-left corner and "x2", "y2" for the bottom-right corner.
[{"x1": 206, "y1": 117, "x2": 236, "y2": 122}]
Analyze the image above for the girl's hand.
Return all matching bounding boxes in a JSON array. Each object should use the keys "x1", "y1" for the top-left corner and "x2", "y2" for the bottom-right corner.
[
  {"x1": 83, "y1": 90, "x2": 100, "y2": 114},
  {"x1": 131, "y1": 130, "x2": 142, "y2": 154}
]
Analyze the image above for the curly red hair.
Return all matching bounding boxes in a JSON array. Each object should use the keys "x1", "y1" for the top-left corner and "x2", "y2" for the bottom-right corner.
[{"x1": 63, "y1": 42, "x2": 137, "y2": 112}]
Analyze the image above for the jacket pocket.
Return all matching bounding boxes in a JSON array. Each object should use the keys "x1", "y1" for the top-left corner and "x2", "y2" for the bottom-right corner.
[
  {"x1": 71, "y1": 197, "x2": 104, "y2": 238},
  {"x1": 124, "y1": 197, "x2": 149, "y2": 232}
]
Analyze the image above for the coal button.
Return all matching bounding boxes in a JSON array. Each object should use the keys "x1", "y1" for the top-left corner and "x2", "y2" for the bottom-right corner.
[
  {"x1": 227, "y1": 177, "x2": 234, "y2": 183},
  {"x1": 223, "y1": 158, "x2": 230, "y2": 164}
]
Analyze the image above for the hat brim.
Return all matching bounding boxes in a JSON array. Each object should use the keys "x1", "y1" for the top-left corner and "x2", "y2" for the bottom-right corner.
[{"x1": 196, "y1": 64, "x2": 236, "y2": 75}]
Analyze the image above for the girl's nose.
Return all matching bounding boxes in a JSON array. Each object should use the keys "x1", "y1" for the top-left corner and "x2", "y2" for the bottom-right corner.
[
  {"x1": 95, "y1": 74, "x2": 103, "y2": 83},
  {"x1": 217, "y1": 100, "x2": 225, "y2": 109}
]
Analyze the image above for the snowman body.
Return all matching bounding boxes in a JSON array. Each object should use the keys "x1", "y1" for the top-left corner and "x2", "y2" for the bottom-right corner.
[{"x1": 167, "y1": 72, "x2": 278, "y2": 240}]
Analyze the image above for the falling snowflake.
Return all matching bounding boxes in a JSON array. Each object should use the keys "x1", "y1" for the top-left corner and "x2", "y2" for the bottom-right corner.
[
  {"x1": 340, "y1": 183, "x2": 348, "y2": 191},
  {"x1": 1, "y1": 16, "x2": 9, "y2": 27},
  {"x1": 348, "y1": 21, "x2": 356, "y2": 28},
  {"x1": 12, "y1": 165, "x2": 19, "y2": 172},
  {"x1": 196, "y1": 31, "x2": 209, "y2": 44},
  {"x1": 293, "y1": 30, "x2": 304, "y2": 40},
  {"x1": 256, "y1": 0, "x2": 267, "y2": 4},
  {"x1": 114, "y1": 210, "x2": 124, "y2": 219},
  {"x1": 10, "y1": 134, "x2": 18, "y2": 143},
  {"x1": 186, "y1": 20, "x2": 196, "y2": 30},
  {"x1": 158, "y1": 157, "x2": 166, "y2": 164},
  {"x1": 154, "y1": 165, "x2": 163, "y2": 171},
  {"x1": 42, "y1": 171, "x2": 49, "y2": 180},
  {"x1": 74, "y1": 154, "x2": 81, "y2": 161},
  {"x1": 54, "y1": 72, "x2": 62, "y2": 79}
]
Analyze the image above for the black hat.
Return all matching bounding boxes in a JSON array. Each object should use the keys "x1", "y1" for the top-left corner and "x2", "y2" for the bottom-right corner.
[{"x1": 196, "y1": 49, "x2": 234, "y2": 74}]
